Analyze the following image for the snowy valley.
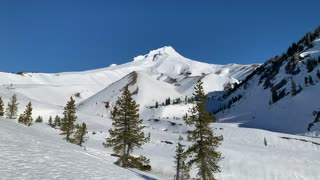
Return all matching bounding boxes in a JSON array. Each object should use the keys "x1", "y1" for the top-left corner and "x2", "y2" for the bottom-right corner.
[{"x1": 1, "y1": 28, "x2": 320, "y2": 179}]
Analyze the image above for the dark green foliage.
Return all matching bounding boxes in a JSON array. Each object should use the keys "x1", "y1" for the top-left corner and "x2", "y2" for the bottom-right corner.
[
  {"x1": 309, "y1": 75, "x2": 314, "y2": 85},
  {"x1": 72, "y1": 122, "x2": 88, "y2": 146},
  {"x1": 291, "y1": 79, "x2": 302, "y2": 96},
  {"x1": 61, "y1": 97, "x2": 77, "y2": 142},
  {"x1": 317, "y1": 70, "x2": 320, "y2": 79},
  {"x1": 174, "y1": 143, "x2": 190, "y2": 180},
  {"x1": 165, "y1": 97, "x2": 171, "y2": 106},
  {"x1": 48, "y1": 116, "x2": 53, "y2": 127},
  {"x1": 304, "y1": 76, "x2": 309, "y2": 86},
  {"x1": 0, "y1": 97, "x2": 4, "y2": 116},
  {"x1": 54, "y1": 115, "x2": 61, "y2": 127},
  {"x1": 35, "y1": 116, "x2": 43, "y2": 123},
  {"x1": 105, "y1": 85, "x2": 150, "y2": 170},
  {"x1": 18, "y1": 102, "x2": 33, "y2": 126},
  {"x1": 291, "y1": 79, "x2": 297, "y2": 96},
  {"x1": 271, "y1": 87, "x2": 279, "y2": 103},
  {"x1": 306, "y1": 58, "x2": 318, "y2": 72},
  {"x1": 184, "y1": 80, "x2": 223, "y2": 180},
  {"x1": 5, "y1": 94, "x2": 19, "y2": 119},
  {"x1": 173, "y1": 98, "x2": 182, "y2": 105},
  {"x1": 155, "y1": 101, "x2": 158, "y2": 108}
]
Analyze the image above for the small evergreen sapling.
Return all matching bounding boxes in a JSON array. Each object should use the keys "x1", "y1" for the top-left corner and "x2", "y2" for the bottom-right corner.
[
  {"x1": 48, "y1": 116, "x2": 54, "y2": 127},
  {"x1": 35, "y1": 116, "x2": 43, "y2": 123},
  {"x1": 72, "y1": 122, "x2": 88, "y2": 146},
  {"x1": 18, "y1": 102, "x2": 33, "y2": 126}
]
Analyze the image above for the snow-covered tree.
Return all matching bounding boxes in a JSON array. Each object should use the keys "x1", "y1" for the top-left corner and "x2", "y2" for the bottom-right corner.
[
  {"x1": 5, "y1": 94, "x2": 19, "y2": 119},
  {"x1": 184, "y1": 80, "x2": 223, "y2": 180},
  {"x1": 105, "y1": 85, "x2": 150, "y2": 170},
  {"x1": 61, "y1": 97, "x2": 77, "y2": 142}
]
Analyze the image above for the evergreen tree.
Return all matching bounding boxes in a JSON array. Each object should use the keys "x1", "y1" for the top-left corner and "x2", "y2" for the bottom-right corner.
[
  {"x1": 0, "y1": 97, "x2": 4, "y2": 116},
  {"x1": 271, "y1": 87, "x2": 279, "y2": 103},
  {"x1": 291, "y1": 79, "x2": 297, "y2": 96},
  {"x1": 61, "y1": 97, "x2": 77, "y2": 142},
  {"x1": 35, "y1": 115, "x2": 43, "y2": 123},
  {"x1": 305, "y1": 76, "x2": 309, "y2": 86},
  {"x1": 48, "y1": 116, "x2": 53, "y2": 127},
  {"x1": 72, "y1": 122, "x2": 87, "y2": 146},
  {"x1": 309, "y1": 75, "x2": 314, "y2": 85},
  {"x1": 105, "y1": 85, "x2": 150, "y2": 170},
  {"x1": 54, "y1": 115, "x2": 61, "y2": 127},
  {"x1": 155, "y1": 101, "x2": 158, "y2": 108},
  {"x1": 5, "y1": 94, "x2": 19, "y2": 119},
  {"x1": 174, "y1": 143, "x2": 190, "y2": 180},
  {"x1": 184, "y1": 80, "x2": 223, "y2": 180},
  {"x1": 18, "y1": 102, "x2": 33, "y2": 126}
]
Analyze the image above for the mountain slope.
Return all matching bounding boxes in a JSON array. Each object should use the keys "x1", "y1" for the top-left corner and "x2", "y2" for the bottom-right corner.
[
  {"x1": 213, "y1": 27, "x2": 320, "y2": 136},
  {"x1": 0, "y1": 118, "x2": 156, "y2": 180}
]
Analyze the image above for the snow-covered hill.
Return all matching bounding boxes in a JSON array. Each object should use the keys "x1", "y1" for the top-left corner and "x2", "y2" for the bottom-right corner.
[
  {"x1": 213, "y1": 27, "x2": 320, "y2": 136},
  {"x1": 2, "y1": 38, "x2": 320, "y2": 179}
]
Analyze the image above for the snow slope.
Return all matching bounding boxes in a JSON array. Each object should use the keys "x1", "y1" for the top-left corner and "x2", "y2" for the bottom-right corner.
[
  {"x1": 213, "y1": 35, "x2": 320, "y2": 136},
  {"x1": 0, "y1": 118, "x2": 156, "y2": 180}
]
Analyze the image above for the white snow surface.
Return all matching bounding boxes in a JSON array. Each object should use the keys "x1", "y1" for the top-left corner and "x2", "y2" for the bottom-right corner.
[{"x1": 1, "y1": 45, "x2": 319, "y2": 179}]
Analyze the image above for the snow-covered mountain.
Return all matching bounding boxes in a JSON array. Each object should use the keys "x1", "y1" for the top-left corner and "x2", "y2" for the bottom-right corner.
[
  {"x1": 2, "y1": 38, "x2": 320, "y2": 180},
  {"x1": 213, "y1": 27, "x2": 320, "y2": 136}
]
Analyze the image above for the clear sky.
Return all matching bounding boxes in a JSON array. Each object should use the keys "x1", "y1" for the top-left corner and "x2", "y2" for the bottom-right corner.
[{"x1": 1, "y1": 0, "x2": 320, "y2": 73}]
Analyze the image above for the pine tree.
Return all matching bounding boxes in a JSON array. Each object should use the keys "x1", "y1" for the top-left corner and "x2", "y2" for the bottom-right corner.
[
  {"x1": 18, "y1": 102, "x2": 33, "y2": 126},
  {"x1": 271, "y1": 87, "x2": 279, "y2": 103},
  {"x1": 35, "y1": 115, "x2": 43, "y2": 123},
  {"x1": 0, "y1": 97, "x2": 4, "y2": 116},
  {"x1": 54, "y1": 115, "x2": 61, "y2": 127},
  {"x1": 174, "y1": 143, "x2": 190, "y2": 180},
  {"x1": 60, "y1": 97, "x2": 77, "y2": 142},
  {"x1": 155, "y1": 101, "x2": 158, "y2": 108},
  {"x1": 184, "y1": 80, "x2": 223, "y2": 180},
  {"x1": 105, "y1": 85, "x2": 150, "y2": 170},
  {"x1": 305, "y1": 76, "x2": 309, "y2": 86},
  {"x1": 309, "y1": 75, "x2": 314, "y2": 85},
  {"x1": 291, "y1": 79, "x2": 297, "y2": 96},
  {"x1": 72, "y1": 122, "x2": 87, "y2": 146},
  {"x1": 5, "y1": 94, "x2": 19, "y2": 119},
  {"x1": 48, "y1": 116, "x2": 53, "y2": 127}
]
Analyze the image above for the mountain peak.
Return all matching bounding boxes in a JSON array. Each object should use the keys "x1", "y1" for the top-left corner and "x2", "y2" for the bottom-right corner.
[{"x1": 133, "y1": 46, "x2": 184, "y2": 62}]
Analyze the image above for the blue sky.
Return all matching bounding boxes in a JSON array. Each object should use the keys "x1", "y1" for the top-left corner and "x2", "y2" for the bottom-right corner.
[{"x1": 1, "y1": 0, "x2": 320, "y2": 73}]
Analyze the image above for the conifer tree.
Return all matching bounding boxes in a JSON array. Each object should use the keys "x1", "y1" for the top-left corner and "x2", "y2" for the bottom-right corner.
[
  {"x1": 0, "y1": 97, "x2": 4, "y2": 116},
  {"x1": 61, "y1": 97, "x2": 77, "y2": 142},
  {"x1": 309, "y1": 75, "x2": 314, "y2": 85},
  {"x1": 54, "y1": 115, "x2": 61, "y2": 127},
  {"x1": 271, "y1": 87, "x2": 279, "y2": 103},
  {"x1": 48, "y1": 116, "x2": 53, "y2": 127},
  {"x1": 18, "y1": 102, "x2": 33, "y2": 126},
  {"x1": 174, "y1": 143, "x2": 190, "y2": 180},
  {"x1": 106, "y1": 85, "x2": 150, "y2": 170},
  {"x1": 35, "y1": 115, "x2": 43, "y2": 123},
  {"x1": 184, "y1": 80, "x2": 223, "y2": 180},
  {"x1": 5, "y1": 94, "x2": 19, "y2": 119},
  {"x1": 73, "y1": 122, "x2": 87, "y2": 146},
  {"x1": 291, "y1": 79, "x2": 297, "y2": 96}
]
